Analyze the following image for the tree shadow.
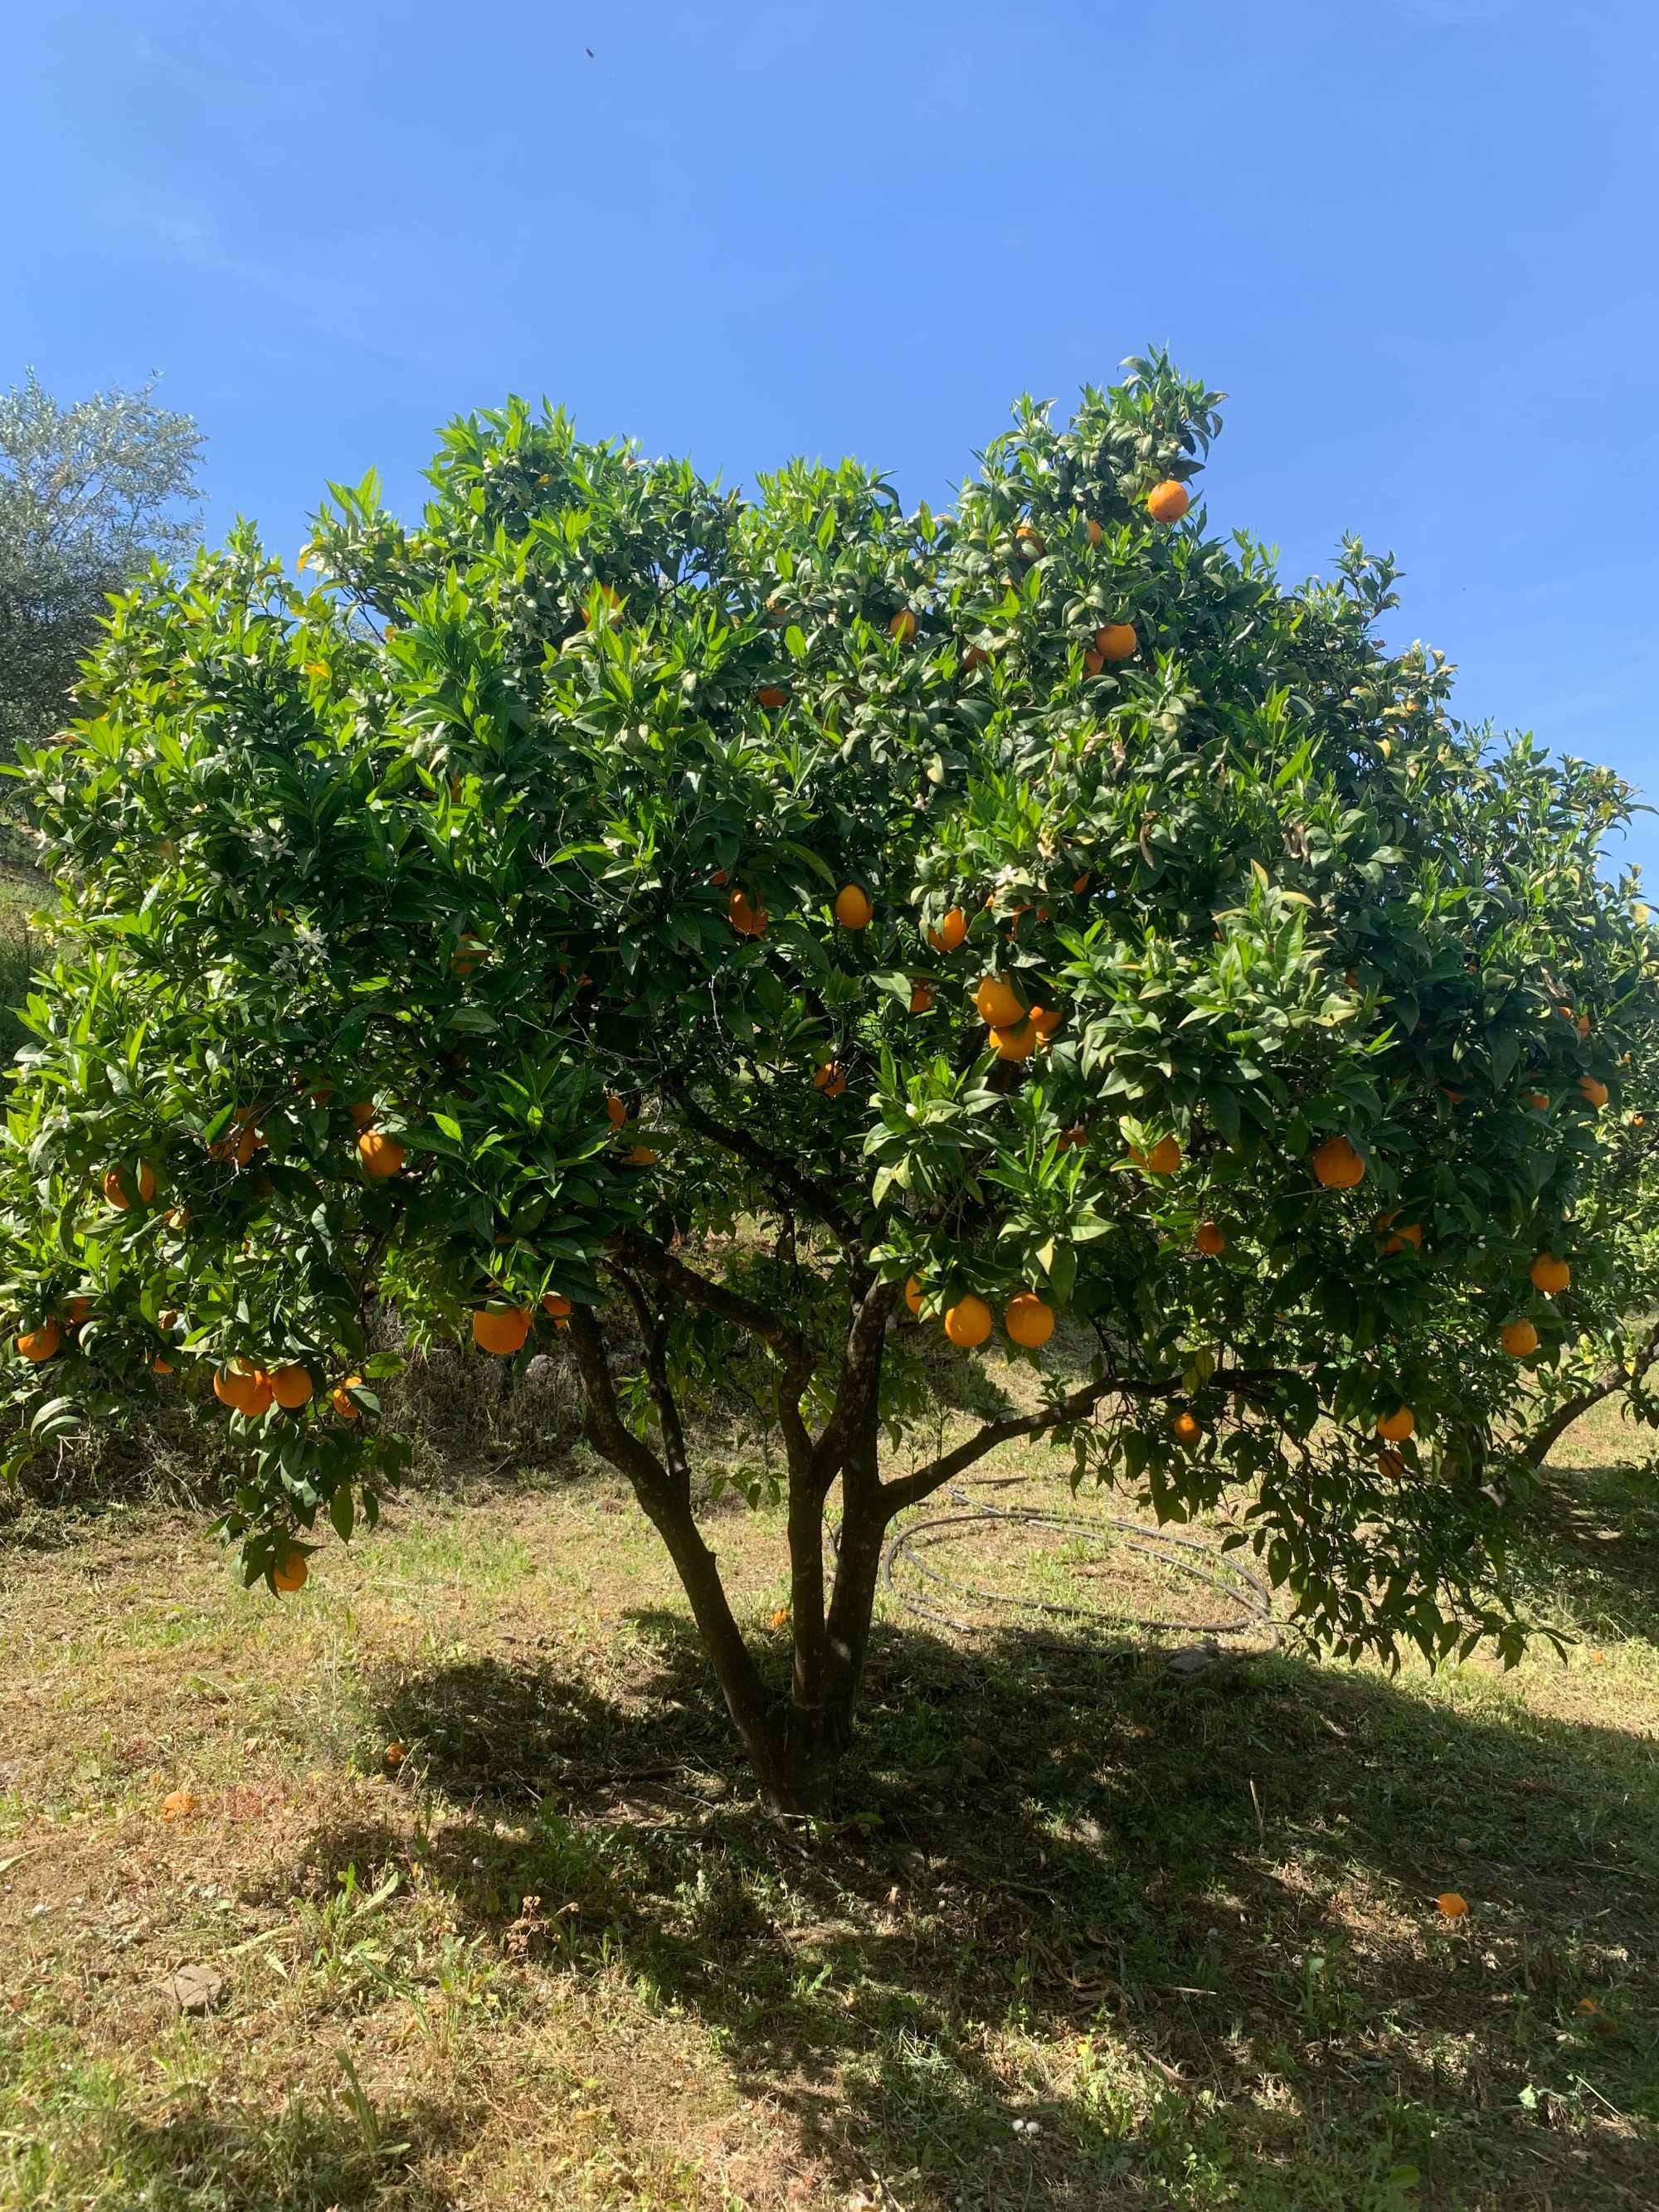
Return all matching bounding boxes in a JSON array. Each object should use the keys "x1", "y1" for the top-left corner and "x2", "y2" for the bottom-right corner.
[
  {"x1": 298, "y1": 1601, "x2": 1659, "y2": 2210},
  {"x1": 36, "y1": 2081, "x2": 456, "y2": 2210},
  {"x1": 1503, "y1": 1461, "x2": 1659, "y2": 1644}
]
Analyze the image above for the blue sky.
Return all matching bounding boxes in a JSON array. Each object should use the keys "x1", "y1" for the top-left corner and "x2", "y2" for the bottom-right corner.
[{"x1": 6, "y1": 0, "x2": 1657, "y2": 873}]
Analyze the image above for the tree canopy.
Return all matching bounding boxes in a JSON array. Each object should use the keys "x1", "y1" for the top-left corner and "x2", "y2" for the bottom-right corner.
[
  {"x1": 0, "y1": 370, "x2": 203, "y2": 761},
  {"x1": 5, "y1": 352, "x2": 1653, "y2": 1805}
]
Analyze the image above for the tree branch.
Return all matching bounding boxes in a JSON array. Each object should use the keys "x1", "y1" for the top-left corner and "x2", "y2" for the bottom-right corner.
[
  {"x1": 879, "y1": 1363, "x2": 1305, "y2": 1515},
  {"x1": 611, "y1": 1266, "x2": 691, "y2": 1489},
  {"x1": 564, "y1": 1303, "x2": 674, "y2": 1497},
  {"x1": 809, "y1": 1276, "x2": 899, "y2": 1495},
  {"x1": 606, "y1": 1229, "x2": 810, "y2": 1371},
  {"x1": 659, "y1": 1072, "x2": 859, "y2": 1244}
]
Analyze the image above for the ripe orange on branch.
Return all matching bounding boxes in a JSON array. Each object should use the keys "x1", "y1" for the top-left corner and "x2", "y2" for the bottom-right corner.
[
  {"x1": 1530, "y1": 1252, "x2": 1570, "y2": 1295},
  {"x1": 928, "y1": 907, "x2": 968, "y2": 952},
  {"x1": 834, "y1": 884, "x2": 873, "y2": 930},
  {"x1": 1131, "y1": 1136, "x2": 1182, "y2": 1175},
  {"x1": 975, "y1": 974, "x2": 1024, "y2": 1028},
  {"x1": 1146, "y1": 479, "x2": 1191, "y2": 523},
  {"x1": 473, "y1": 1306, "x2": 531, "y2": 1356},
  {"x1": 1005, "y1": 1293, "x2": 1055, "y2": 1349},
  {"x1": 358, "y1": 1130, "x2": 406, "y2": 1179},
  {"x1": 727, "y1": 889, "x2": 769, "y2": 937},
  {"x1": 1500, "y1": 1318, "x2": 1539, "y2": 1357},
  {"x1": 17, "y1": 1320, "x2": 61, "y2": 1364},
  {"x1": 943, "y1": 1296, "x2": 993, "y2": 1349},
  {"x1": 271, "y1": 1364, "x2": 314, "y2": 1409},
  {"x1": 1093, "y1": 622, "x2": 1137, "y2": 662},
  {"x1": 1311, "y1": 1135, "x2": 1365, "y2": 1189},
  {"x1": 1376, "y1": 1407, "x2": 1415, "y2": 1442}
]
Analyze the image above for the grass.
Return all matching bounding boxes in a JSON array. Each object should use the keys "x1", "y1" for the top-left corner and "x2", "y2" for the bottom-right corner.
[
  {"x1": 0, "y1": 862, "x2": 43, "y2": 1062},
  {"x1": 0, "y1": 1379, "x2": 1656, "y2": 2209}
]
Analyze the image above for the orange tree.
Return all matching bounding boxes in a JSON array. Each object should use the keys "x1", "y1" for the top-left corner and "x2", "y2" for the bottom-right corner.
[{"x1": 3, "y1": 353, "x2": 1654, "y2": 1809}]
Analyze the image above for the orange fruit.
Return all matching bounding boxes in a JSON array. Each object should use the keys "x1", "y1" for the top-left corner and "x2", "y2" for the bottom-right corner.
[
  {"x1": 834, "y1": 884, "x2": 873, "y2": 930},
  {"x1": 1525, "y1": 1091, "x2": 1550, "y2": 1111},
  {"x1": 962, "y1": 644, "x2": 989, "y2": 671},
  {"x1": 103, "y1": 1162, "x2": 157, "y2": 1209},
  {"x1": 1384, "y1": 1223, "x2": 1423, "y2": 1254},
  {"x1": 214, "y1": 1359, "x2": 268, "y2": 1413},
  {"x1": 452, "y1": 935, "x2": 486, "y2": 976},
  {"x1": 17, "y1": 1320, "x2": 61, "y2": 1364},
  {"x1": 1082, "y1": 649, "x2": 1105, "y2": 677},
  {"x1": 943, "y1": 1295, "x2": 993, "y2": 1349},
  {"x1": 1171, "y1": 1410, "x2": 1202, "y2": 1445},
  {"x1": 975, "y1": 974, "x2": 1025, "y2": 1028},
  {"x1": 1030, "y1": 1005, "x2": 1063, "y2": 1038},
  {"x1": 1576, "y1": 1014, "x2": 1592, "y2": 1041},
  {"x1": 1131, "y1": 1136, "x2": 1182, "y2": 1175},
  {"x1": 151, "y1": 1356, "x2": 174, "y2": 1376},
  {"x1": 1195, "y1": 1221, "x2": 1227, "y2": 1256},
  {"x1": 1435, "y1": 1892, "x2": 1468, "y2": 1920},
  {"x1": 350, "y1": 1100, "x2": 377, "y2": 1129},
  {"x1": 1072, "y1": 872, "x2": 1092, "y2": 895},
  {"x1": 628, "y1": 1144, "x2": 659, "y2": 1166},
  {"x1": 580, "y1": 585, "x2": 624, "y2": 627},
  {"x1": 473, "y1": 1306, "x2": 531, "y2": 1356},
  {"x1": 1376, "y1": 1407, "x2": 1415, "y2": 1442},
  {"x1": 330, "y1": 1374, "x2": 363, "y2": 1419},
  {"x1": 1500, "y1": 1318, "x2": 1539, "y2": 1357},
  {"x1": 1311, "y1": 1135, "x2": 1365, "y2": 1189},
  {"x1": 813, "y1": 1062, "x2": 848, "y2": 1098},
  {"x1": 990, "y1": 1020, "x2": 1039, "y2": 1062},
  {"x1": 928, "y1": 907, "x2": 969, "y2": 952},
  {"x1": 728, "y1": 888, "x2": 769, "y2": 937},
  {"x1": 890, "y1": 609, "x2": 917, "y2": 644},
  {"x1": 909, "y1": 980, "x2": 936, "y2": 1015},
  {"x1": 1579, "y1": 1075, "x2": 1609, "y2": 1109},
  {"x1": 755, "y1": 685, "x2": 789, "y2": 709},
  {"x1": 271, "y1": 1551, "x2": 309, "y2": 1595},
  {"x1": 606, "y1": 1092, "x2": 630, "y2": 1127},
  {"x1": 1005, "y1": 1293, "x2": 1055, "y2": 1349},
  {"x1": 1015, "y1": 524, "x2": 1044, "y2": 558},
  {"x1": 66, "y1": 1298, "x2": 92, "y2": 1326},
  {"x1": 358, "y1": 1130, "x2": 406, "y2": 1179},
  {"x1": 271, "y1": 1364, "x2": 314, "y2": 1409},
  {"x1": 1057, "y1": 1124, "x2": 1088, "y2": 1150},
  {"x1": 1094, "y1": 621, "x2": 1136, "y2": 662},
  {"x1": 161, "y1": 1787, "x2": 198, "y2": 1820},
  {"x1": 1376, "y1": 1448, "x2": 1405, "y2": 1480},
  {"x1": 1146, "y1": 479, "x2": 1191, "y2": 524},
  {"x1": 384, "y1": 1740, "x2": 406, "y2": 1767},
  {"x1": 1530, "y1": 1252, "x2": 1570, "y2": 1295},
  {"x1": 542, "y1": 1293, "x2": 572, "y2": 1320},
  {"x1": 903, "y1": 1276, "x2": 926, "y2": 1317},
  {"x1": 1085, "y1": 518, "x2": 1103, "y2": 545}
]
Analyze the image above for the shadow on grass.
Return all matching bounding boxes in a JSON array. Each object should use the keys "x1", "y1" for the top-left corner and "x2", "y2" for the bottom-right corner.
[
  {"x1": 1503, "y1": 1462, "x2": 1659, "y2": 1644},
  {"x1": 305, "y1": 1601, "x2": 1659, "y2": 2211},
  {"x1": 7, "y1": 2071, "x2": 455, "y2": 2211}
]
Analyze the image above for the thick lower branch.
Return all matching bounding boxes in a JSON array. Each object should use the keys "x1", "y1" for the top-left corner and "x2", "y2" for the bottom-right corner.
[{"x1": 1522, "y1": 1320, "x2": 1659, "y2": 1468}]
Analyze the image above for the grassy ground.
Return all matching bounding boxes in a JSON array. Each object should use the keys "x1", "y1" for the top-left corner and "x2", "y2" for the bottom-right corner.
[
  {"x1": 0, "y1": 1383, "x2": 1655, "y2": 2210},
  {"x1": 0, "y1": 867, "x2": 38, "y2": 1061}
]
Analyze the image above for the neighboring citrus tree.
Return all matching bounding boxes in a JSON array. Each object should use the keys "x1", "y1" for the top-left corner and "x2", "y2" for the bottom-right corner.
[
  {"x1": 3, "y1": 355, "x2": 1654, "y2": 1808},
  {"x1": 1516, "y1": 1026, "x2": 1659, "y2": 1473}
]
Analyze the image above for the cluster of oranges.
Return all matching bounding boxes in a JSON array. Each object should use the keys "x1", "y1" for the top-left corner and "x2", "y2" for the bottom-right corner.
[
  {"x1": 211, "y1": 1358, "x2": 361, "y2": 1421},
  {"x1": 904, "y1": 1276, "x2": 1055, "y2": 1351},
  {"x1": 472, "y1": 1291, "x2": 572, "y2": 1356}
]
